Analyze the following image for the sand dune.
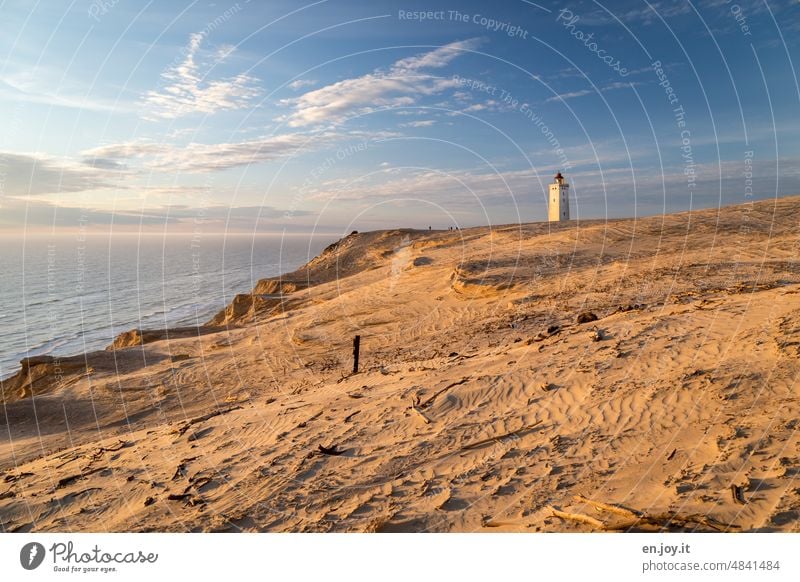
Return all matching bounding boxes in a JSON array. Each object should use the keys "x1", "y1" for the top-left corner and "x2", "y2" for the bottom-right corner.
[{"x1": 2, "y1": 197, "x2": 800, "y2": 532}]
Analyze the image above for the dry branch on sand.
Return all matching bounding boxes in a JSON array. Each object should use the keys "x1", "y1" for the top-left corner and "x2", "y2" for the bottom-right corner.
[
  {"x1": 418, "y1": 377, "x2": 471, "y2": 408},
  {"x1": 410, "y1": 403, "x2": 432, "y2": 424},
  {"x1": 88, "y1": 440, "x2": 131, "y2": 461},
  {"x1": 172, "y1": 406, "x2": 243, "y2": 436},
  {"x1": 459, "y1": 420, "x2": 543, "y2": 452},
  {"x1": 550, "y1": 507, "x2": 605, "y2": 528},
  {"x1": 549, "y1": 497, "x2": 740, "y2": 532},
  {"x1": 56, "y1": 466, "x2": 107, "y2": 490},
  {"x1": 573, "y1": 495, "x2": 642, "y2": 518}
]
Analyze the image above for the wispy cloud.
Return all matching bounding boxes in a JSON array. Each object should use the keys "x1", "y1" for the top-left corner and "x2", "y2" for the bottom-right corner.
[
  {"x1": 601, "y1": 81, "x2": 642, "y2": 91},
  {"x1": 0, "y1": 152, "x2": 117, "y2": 197},
  {"x1": 463, "y1": 100, "x2": 501, "y2": 112},
  {"x1": 619, "y1": 1, "x2": 692, "y2": 25},
  {"x1": 545, "y1": 89, "x2": 592, "y2": 103},
  {"x1": 546, "y1": 81, "x2": 641, "y2": 103},
  {"x1": 82, "y1": 131, "x2": 393, "y2": 174},
  {"x1": 0, "y1": 75, "x2": 136, "y2": 114},
  {"x1": 281, "y1": 38, "x2": 481, "y2": 127},
  {"x1": 288, "y1": 79, "x2": 318, "y2": 91},
  {"x1": 400, "y1": 119, "x2": 437, "y2": 128},
  {"x1": 142, "y1": 32, "x2": 261, "y2": 119},
  {"x1": 570, "y1": 1, "x2": 693, "y2": 26},
  {"x1": 305, "y1": 166, "x2": 539, "y2": 205}
]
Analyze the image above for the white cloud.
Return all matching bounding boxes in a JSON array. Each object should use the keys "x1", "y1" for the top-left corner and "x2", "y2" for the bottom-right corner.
[
  {"x1": 462, "y1": 103, "x2": 489, "y2": 112},
  {"x1": 83, "y1": 135, "x2": 315, "y2": 173},
  {"x1": 545, "y1": 89, "x2": 592, "y2": 103},
  {"x1": 288, "y1": 79, "x2": 318, "y2": 91},
  {"x1": 81, "y1": 131, "x2": 394, "y2": 174},
  {"x1": 142, "y1": 32, "x2": 261, "y2": 119},
  {"x1": 391, "y1": 39, "x2": 481, "y2": 71},
  {"x1": 465, "y1": 99, "x2": 504, "y2": 112},
  {"x1": 545, "y1": 82, "x2": 640, "y2": 103},
  {"x1": 601, "y1": 81, "x2": 641, "y2": 91},
  {"x1": 400, "y1": 119, "x2": 437, "y2": 128},
  {"x1": 282, "y1": 38, "x2": 481, "y2": 127}
]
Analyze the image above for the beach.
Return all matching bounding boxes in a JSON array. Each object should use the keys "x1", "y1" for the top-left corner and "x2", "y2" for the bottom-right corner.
[{"x1": 2, "y1": 196, "x2": 800, "y2": 533}]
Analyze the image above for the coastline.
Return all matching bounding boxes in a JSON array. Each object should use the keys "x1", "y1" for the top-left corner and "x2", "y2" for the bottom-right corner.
[
  {"x1": 0, "y1": 233, "x2": 338, "y2": 381},
  {"x1": 2, "y1": 196, "x2": 800, "y2": 532}
]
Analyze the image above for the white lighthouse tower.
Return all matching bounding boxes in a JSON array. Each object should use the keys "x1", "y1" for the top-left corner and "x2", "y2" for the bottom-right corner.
[{"x1": 548, "y1": 171, "x2": 570, "y2": 222}]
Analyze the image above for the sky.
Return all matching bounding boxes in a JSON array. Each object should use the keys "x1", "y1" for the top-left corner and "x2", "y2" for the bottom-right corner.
[{"x1": 0, "y1": 0, "x2": 798, "y2": 234}]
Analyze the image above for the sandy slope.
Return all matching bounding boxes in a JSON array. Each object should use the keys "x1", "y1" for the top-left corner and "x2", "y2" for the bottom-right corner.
[{"x1": 2, "y1": 196, "x2": 800, "y2": 532}]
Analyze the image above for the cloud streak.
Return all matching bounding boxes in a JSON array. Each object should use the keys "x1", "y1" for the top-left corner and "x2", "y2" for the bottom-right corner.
[
  {"x1": 0, "y1": 152, "x2": 116, "y2": 197},
  {"x1": 82, "y1": 131, "x2": 390, "y2": 174},
  {"x1": 281, "y1": 38, "x2": 481, "y2": 127},
  {"x1": 546, "y1": 81, "x2": 642, "y2": 103},
  {"x1": 142, "y1": 32, "x2": 262, "y2": 119}
]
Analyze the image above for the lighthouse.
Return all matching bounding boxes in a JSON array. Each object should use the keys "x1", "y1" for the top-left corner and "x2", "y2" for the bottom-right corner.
[{"x1": 548, "y1": 171, "x2": 569, "y2": 222}]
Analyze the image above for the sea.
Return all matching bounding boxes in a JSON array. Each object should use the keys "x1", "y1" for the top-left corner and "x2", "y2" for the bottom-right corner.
[{"x1": 0, "y1": 233, "x2": 337, "y2": 380}]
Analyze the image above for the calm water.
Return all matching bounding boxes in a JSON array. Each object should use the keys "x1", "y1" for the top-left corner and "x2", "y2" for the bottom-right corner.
[{"x1": 0, "y1": 233, "x2": 336, "y2": 379}]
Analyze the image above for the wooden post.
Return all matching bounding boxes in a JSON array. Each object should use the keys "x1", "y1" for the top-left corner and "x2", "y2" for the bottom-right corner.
[{"x1": 352, "y1": 335, "x2": 361, "y2": 374}]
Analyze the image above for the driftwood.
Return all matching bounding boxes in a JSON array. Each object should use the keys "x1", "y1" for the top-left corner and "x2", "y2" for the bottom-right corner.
[
  {"x1": 173, "y1": 406, "x2": 242, "y2": 436},
  {"x1": 318, "y1": 444, "x2": 345, "y2": 456},
  {"x1": 460, "y1": 420, "x2": 543, "y2": 452},
  {"x1": 410, "y1": 404, "x2": 432, "y2": 424},
  {"x1": 55, "y1": 453, "x2": 84, "y2": 469},
  {"x1": 551, "y1": 498, "x2": 739, "y2": 532},
  {"x1": 550, "y1": 507, "x2": 605, "y2": 528},
  {"x1": 52, "y1": 444, "x2": 129, "y2": 481},
  {"x1": 666, "y1": 448, "x2": 677, "y2": 461},
  {"x1": 573, "y1": 495, "x2": 642, "y2": 518},
  {"x1": 88, "y1": 440, "x2": 132, "y2": 461},
  {"x1": 419, "y1": 377, "x2": 471, "y2": 408},
  {"x1": 344, "y1": 410, "x2": 360, "y2": 423},
  {"x1": 55, "y1": 466, "x2": 106, "y2": 490}
]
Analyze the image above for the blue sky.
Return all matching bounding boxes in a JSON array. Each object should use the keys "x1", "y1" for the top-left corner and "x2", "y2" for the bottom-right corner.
[{"x1": 0, "y1": 0, "x2": 798, "y2": 233}]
